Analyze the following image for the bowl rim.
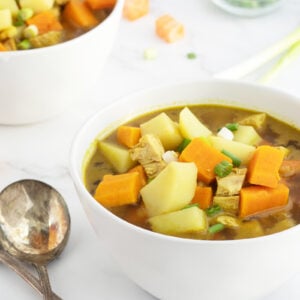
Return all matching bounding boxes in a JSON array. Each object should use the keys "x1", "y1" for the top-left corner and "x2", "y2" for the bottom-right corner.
[
  {"x1": 69, "y1": 78, "x2": 300, "y2": 246},
  {"x1": 0, "y1": 0, "x2": 124, "y2": 57}
]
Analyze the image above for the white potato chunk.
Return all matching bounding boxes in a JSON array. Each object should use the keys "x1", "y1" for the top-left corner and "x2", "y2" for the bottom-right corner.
[
  {"x1": 0, "y1": 0, "x2": 19, "y2": 15},
  {"x1": 19, "y1": 0, "x2": 55, "y2": 13},
  {"x1": 149, "y1": 206, "x2": 208, "y2": 235},
  {"x1": 234, "y1": 125, "x2": 262, "y2": 146},
  {"x1": 0, "y1": 9, "x2": 12, "y2": 31},
  {"x1": 141, "y1": 161, "x2": 197, "y2": 217},
  {"x1": 98, "y1": 141, "x2": 136, "y2": 173},
  {"x1": 209, "y1": 136, "x2": 255, "y2": 165},
  {"x1": 140, "y1": 112, "x2": 182, "y2": 150},
  {"x1": 179, "y1": 107, "x2": 212, "y2": 139}
]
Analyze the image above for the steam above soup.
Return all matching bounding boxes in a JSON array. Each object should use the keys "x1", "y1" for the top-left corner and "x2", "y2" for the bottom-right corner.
[{"x1": 83, "y1": 105, "x2": 300, "y2": 240}]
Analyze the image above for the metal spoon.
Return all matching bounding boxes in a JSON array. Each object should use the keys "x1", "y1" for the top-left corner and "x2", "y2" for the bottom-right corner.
[{"x1": 0, "y1": 179, "x2": 71, "y2": 299}]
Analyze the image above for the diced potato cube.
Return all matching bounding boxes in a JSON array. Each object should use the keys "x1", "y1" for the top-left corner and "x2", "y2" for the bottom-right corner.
[
  {"x1": 209, "y1": 136, "x2": 256, "y2": 165},
  {"x1": 140, "y1": 112, "x2": 182, "y2": 150},
  {"x1": 238, "y1": 113, "x2": 266, "y2": 129},
  {"x1": 179, "y1": 107, "x2": 212, "y2": 139},
  {"x1": 19, "y1": 0, "x2": 55, "y2": 13},
  {"x1": 0, "y1": 0, "x2": 19, "y2": 16},
  {"x1": 149, "y1": 206, "x2": 208, "y2": 235},
  {"x1": 98, "y1": 141, "x2": 136, "y2": 173},
  {"x1": 0, "y1": 9, "x2": 12, "y2": 31},
  {"x1": 141, "y1": 161, "x2": 197, "y2": 217},
  {"x1": 234, "y1": 125, "x2": 262, "y2": 146},
  {"x1": 213, "y1": 195, "x2": 240, "y2": 215}
]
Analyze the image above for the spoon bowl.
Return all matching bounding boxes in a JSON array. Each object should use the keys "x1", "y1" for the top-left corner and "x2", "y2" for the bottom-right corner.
[{"x1": 0, "y1": 179, "x2": 70, "y2": 299}]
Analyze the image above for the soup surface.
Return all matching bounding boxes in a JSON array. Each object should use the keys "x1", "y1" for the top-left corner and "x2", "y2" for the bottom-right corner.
[
  {"x1": 84, "y1": 105, "x2": 300, "y2": 240},
  {"x1": 0, "y1": 0, "x2": 114, "y2": 51}
]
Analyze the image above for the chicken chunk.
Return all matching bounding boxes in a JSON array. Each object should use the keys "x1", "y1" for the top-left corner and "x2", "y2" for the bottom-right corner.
[
  {"x1": 216, "y1": 168, "x2": 247, "y2": 196},
  {"x1": 130, "y1": 134, "x2": 166, "y2": 178},
  {"x1": 213, "y1": 195, "x2": 239, "y2": 215},
  {"x1": 30, "y1": 31, "x2": 63, "y2": 48}
]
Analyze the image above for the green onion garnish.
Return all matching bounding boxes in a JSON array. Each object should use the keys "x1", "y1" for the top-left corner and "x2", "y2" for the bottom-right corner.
[
  {"x1": 177, "y1": 138, "x2": 191, "y2": 152},
  {"x1": 208, "y1": 223, "x2": 225, "y2": 234},
  {"x1": 221, "y1": 149, "x2": 241, "y2": 167},
  {"x1": 205, "y1": 204, "x2": 222, "y2": 217},
  {"x1": 225, "y1": 123, "x2": 239, "y2": 131},
  {"x1": 214, "y1": 160, "x2": 233, "y2": 177},
  {"x1": 187, "y1": 52, "x2": 197, "y2": 59}
]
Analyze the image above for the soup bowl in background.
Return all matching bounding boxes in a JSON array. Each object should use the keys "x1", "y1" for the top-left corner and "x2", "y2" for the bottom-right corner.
[
  {"x1": 0, "y1": 0, "x2": 124, "y2": 125},
  {"x1": 70, "y1": 79, "x2": 300, "y2": 300}
]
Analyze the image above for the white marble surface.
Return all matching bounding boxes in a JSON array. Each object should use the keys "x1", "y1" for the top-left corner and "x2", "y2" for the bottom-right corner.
[{"x1": 1, "y1": 0, "x2": 300, "y2": 299}]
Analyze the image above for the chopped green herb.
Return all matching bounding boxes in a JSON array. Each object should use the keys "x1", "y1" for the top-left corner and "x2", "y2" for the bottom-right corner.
[
  {"x1": 182, "y1": 203, "x2": 199, "y2": 210},
  {"x1": 208, "y1": 223, "x2": 225, "y2": 234},
  {"x1": 177, "y1": 138, "x2": 191, "y2": 152},
  {"x1": 143, "y1": 48, "x2": 158, "y2": 60},
  {"x1": 187, "y1": 52, "x2": 197, "y2": 59},
  {"x1": 221, "y1": 149, "x2": 241, "y2": 167},
  {"x1": 205, "y1": 204, "x2": 222, "y2": 217},
  {"x1": 225, "y1": 123, "x2": 239, "y2": 131},
  {"x1": 214, "y1": 160, "x2": 233, "y2": 177},
  {"x1": 17, "y1": 39, "x2": 31, "y2": 50}
]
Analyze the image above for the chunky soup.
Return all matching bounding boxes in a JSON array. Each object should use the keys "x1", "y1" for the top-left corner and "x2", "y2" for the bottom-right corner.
[
  {"x1": 84, "y1": 105, "x2": 300, "y2": 240},
  {"x1": 0, "y1": 0, "x2": 114, "y2": 51}
]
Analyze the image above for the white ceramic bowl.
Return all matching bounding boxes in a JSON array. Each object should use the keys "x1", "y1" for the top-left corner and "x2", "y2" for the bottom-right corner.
[
  {"x1": 0, "y1": 0, "x2": 124, "y2": 125},
  {"x1": 70, "y1": 80, "x2": 300, "y2": 300}
]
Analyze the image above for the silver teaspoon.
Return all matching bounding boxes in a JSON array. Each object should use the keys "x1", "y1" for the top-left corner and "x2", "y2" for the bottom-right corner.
[{"x1": 0, "y1": 179, "x2": 71, "y2": 299}]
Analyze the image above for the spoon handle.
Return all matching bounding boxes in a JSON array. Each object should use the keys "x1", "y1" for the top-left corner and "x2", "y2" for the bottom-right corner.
[
  {"x1": 0, "y1": 249, "x2": 62, "y2": 300},
  {"x1": 35, "y1": 264, "x2": 55, "y2": 300}
]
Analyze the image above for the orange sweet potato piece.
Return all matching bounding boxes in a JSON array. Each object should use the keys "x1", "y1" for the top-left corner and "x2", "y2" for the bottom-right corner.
[
  {"x1": 63, "y1": 0, "x2": 98, "y2": 28},
  {"x1": 155, "y1": 14, "x2": 184, "y2": 43},
  {"x1": 128, "y1": 164, "x2": 147, "y2": 187},
  {"x1": 239, "y1": 183, "x2": 289, "y2": 218},
  {"x1": 0, "y1": 43, "x2": 7, "y2": 51},
  {"x1": 179, "y1": 138, "x2": 232, "y2": 184},
  {"x1": 117, "y1": 125, "x2": 141, "y2": 148},
  {"x1": 247, "y1": 145, "x2": 285, "y2": 188},
  {"x1": 26, "y1": 11, "x2": 63, "y2": 34},
  {"x1": 94, "y1": 172, "x2": 142, "y2": 207},
  {"x1": 85, "y1": 0, "x2": 116, "y2": 10},
  {"x1": 191, "y1": 186, "x2": 213, "y2": 210},
  {"x1": 123, "y1": 0, "x2": 149, "y2": 21}
]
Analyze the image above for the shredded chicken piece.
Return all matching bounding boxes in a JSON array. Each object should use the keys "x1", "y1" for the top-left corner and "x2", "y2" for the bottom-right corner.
[
  {"x1": 130, "y1": 134, "x2": 166, "y2": 178},
  {"x1": 30, "y1": 31, "x2": 63, "y2": 48},
  {"x1": 216, "y1": 168, "x2": 247, "y2": 196}
]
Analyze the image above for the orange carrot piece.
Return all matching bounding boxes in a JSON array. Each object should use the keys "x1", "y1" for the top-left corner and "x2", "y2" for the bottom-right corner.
[
  {"x1": 279, "y1": 160, "x2": 300, "y2": 177},
  {"x1": 247, "y1": 145, "x2": 285, "y2": 188},
  {"x1": 26, "y1": 11, "x2": 63, "y2": 34},
  {"x1": 117, "y1": 125, "x2": 141, "y2": 148},
  {"x1": 239, "y1": 183, "x2": 289, "y2": 218},
  {"x1": 63, "y1": 0, "x2": 98, "y2": 28},
  {"x1": 155, "y1": 14, "x2": 184, "y2": 43},
  {"x1": 179, "y1": 138, "x2": 232, "y2": 184},
  {"x1": 191, "y1": 186, "x2": 213, "y2": 210},
  {"x1": 0, "y1": 43, "x2": 7, "y2": 51},
  {"x1": 94, "y1": 172, "x2": 142, "y2": 207},
  {"x1": 123, "y1": 0, "x2": 149, "y2": 21},
  {"x1": 85, "y1": 0, "x2": 116, "y2": 10},
  {"x1": 128, "y1": 164, "x2": 147, "y2": 187}
]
